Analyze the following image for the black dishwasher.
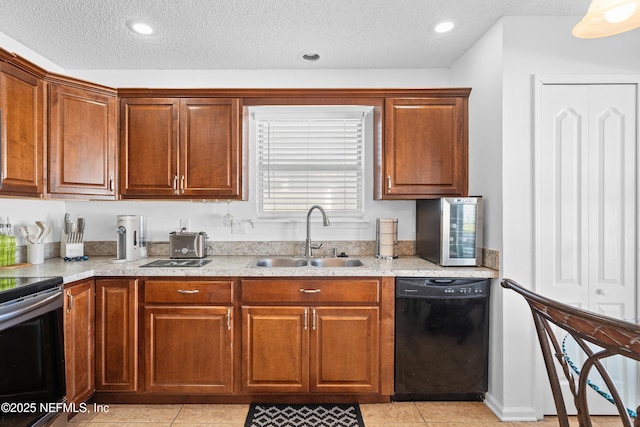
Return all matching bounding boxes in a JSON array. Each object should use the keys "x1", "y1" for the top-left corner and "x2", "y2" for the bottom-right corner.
[{"x1": 394, "y1": 277, "x2": 490, "y2": 401}]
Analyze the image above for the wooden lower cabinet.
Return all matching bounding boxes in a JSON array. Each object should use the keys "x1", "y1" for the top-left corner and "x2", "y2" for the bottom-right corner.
[
  {"x1": 95, "y1": 278, "x2": 138, "y2": 392},
  {"x1": 144, "y1": 306, "x2": 233, "y2": 393},
  {"x1": 242, "y1": 306, "x2": 309, "y2": 393},
  {"x1": 143, "y1": 278, "x2": 234, "y2": 393},
  {"x1": 311, "y1": 307, "x2": 379, "y2": 393},
  {"x1": 64, "y1": 279, "x2": 95, "y2": 405},
  {"x1": 242, "y1": 305, "x2": 379, "y2": 394},
  {"x1": 87, "y1": 276, "x2": 393, "y2": 402},
  {"x1": 240, "y1": 277, "x2": 383, "y2": 395}
]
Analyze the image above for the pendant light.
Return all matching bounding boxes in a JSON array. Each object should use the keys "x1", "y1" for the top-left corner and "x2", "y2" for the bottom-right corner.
[{"x1": 573, "y1": 0, "x2": 640, "y2": 38}]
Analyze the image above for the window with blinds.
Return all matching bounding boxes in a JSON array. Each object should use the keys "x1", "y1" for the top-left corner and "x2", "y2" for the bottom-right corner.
[{"x1": 254, "y1": 108, "x2": 365, "y2": 217}]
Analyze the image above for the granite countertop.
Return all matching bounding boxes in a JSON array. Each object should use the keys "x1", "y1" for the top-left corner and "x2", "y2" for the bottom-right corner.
[{"x1": 0, "y1": 255, "x2": 499, "y2": 284}]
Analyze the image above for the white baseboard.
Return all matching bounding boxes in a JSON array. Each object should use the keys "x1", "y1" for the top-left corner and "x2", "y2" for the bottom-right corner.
[{"x1": 484, "y1": 392, "x2": 541, "y2": 422}]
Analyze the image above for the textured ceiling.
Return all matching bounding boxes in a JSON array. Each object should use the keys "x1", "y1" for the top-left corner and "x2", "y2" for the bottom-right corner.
[{"x1": 0, "y1": 0, "x2": 590, "y2": 70}]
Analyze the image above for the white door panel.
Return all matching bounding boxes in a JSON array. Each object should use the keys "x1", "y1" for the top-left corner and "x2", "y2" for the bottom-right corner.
[
  {"x1": 536, "y1": 82, "x2": 637, "y2": 415},
  {"x1": 589, "y1": 86, "x2": 637, "y2": 317},
  {"x1": 537, "y1": 85, "x2": 589, "y2": 304}
]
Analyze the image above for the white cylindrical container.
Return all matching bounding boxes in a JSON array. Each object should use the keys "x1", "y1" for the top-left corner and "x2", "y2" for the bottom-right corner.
[
  {"x1": 376, "y1": 218, "x2": 398, "y2": 259},
  {"x1": 27, "y1": 243, "x2": 45, "y2": 265}
]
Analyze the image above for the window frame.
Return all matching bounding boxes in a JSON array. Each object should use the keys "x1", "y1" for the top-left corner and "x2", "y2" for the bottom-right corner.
[{"x1": 250, "y1": 105, "x2": 374, "y2": 220}]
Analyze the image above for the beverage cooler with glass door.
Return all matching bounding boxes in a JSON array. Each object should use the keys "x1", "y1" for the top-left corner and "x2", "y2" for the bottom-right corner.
[{"x1": 415, "y1": 197, "x2": 483, "y2": 266}]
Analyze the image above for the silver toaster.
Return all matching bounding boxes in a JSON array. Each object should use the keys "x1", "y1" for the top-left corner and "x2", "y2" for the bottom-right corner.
[{"x1": 169, "y1": 231, "x2": 208, "y2": 259}]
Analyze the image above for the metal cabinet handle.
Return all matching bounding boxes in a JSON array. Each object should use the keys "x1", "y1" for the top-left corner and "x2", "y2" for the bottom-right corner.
[
  {"x1": 177, "y1": 289, "x2": 199, "y2": 294},
  {"x1": 596, "y1": 288, "x2": 607, "y2": 296},
  {"x1": 173, "y1": 175, "x2": 179, "y2": 194},
  {"x1": 109, "y1": 176, "x2": 114, "y2": 193},
  {"x1": 299, "y1": 289, "x2": 321, "y2": 294},
  {"x1": 312, "y1": 308, "x2": 317, "y2": 331},
  {"x1": 387, "y1": 175, "x2": 392, "y2": 191},
  {"x1": 226, "y1": 307, "x2": 231, "y2": 330},
  {"x1": 180, "y1": 175, "x2": 185, "y2": 194},
  {"x1": 66, "y1": 290, "x2": 74, "y2": 313},
  {"x1": 303, "y1": 308, "x2": 308, "y2": 330}
]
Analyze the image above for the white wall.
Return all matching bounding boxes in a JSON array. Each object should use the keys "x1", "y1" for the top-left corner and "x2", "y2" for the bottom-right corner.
[
  {"x1": 501, "y1": 17, "x2": 640, "y2": 419},
  {"x1": 66, "y1": 68, "x2": 451, "y2": 89},
  {"x1": 449, "y1": 20, "x2": 506, "y2": 415},
  {"x1": 0, "y1": 32, "x2": 65, "y2": 73},
  {"x1": 449, "y1": 15, "x2": 640, "y2": 421}
]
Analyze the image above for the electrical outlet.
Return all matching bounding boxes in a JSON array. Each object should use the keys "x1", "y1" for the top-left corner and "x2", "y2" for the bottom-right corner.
[{"x1": 180, "y1": 218, "x2": 190, "y2": 232}]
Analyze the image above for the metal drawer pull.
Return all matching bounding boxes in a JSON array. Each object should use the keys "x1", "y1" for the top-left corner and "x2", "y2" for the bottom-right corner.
[
  {"x1": 312, "y1": 308, "x2": 317, "y2": 331},
  {"x1": 303, "y1": 308, "x2": 308, "y2": 330},
  {"x1": 177, "y1": 289, "x2": 200, "y2": 294},
  {"x1": 66, "y1": 290, "x2": 74, "y2": 313},
  {"x1": 299, "y1": 288, "x2": 321, "y2": 294}
]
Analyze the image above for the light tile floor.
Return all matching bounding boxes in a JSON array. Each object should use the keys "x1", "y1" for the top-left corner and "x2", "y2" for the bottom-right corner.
[{"x1": 67, "y1": 401, "x2": 624, "y2": 426}]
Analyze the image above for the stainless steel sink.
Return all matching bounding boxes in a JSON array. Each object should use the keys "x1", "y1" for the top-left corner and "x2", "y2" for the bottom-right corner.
[
  {"x1": 248, "y1": 256, "x2": 363, "y2": 268},
  {"x1": 309, "y1": 258, "x2": 364, "y2": 267},
  {"x1": 249, "y1": 257, "x2": 308, "y2": 267}
]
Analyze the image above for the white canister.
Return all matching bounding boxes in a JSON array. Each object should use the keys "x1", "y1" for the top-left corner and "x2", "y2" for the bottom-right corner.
[{"x1": 27, "y1": 243, "x2": 45, "y2": 265}]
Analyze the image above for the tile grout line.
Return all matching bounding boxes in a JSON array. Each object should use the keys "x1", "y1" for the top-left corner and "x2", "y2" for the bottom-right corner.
[{"x1": 169, "y1": 403, "x2": 184, "y2": 426}]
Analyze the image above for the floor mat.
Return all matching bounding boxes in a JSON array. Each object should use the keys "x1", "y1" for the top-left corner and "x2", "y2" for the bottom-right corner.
[{"x1": 244, "y1": 403, "x2": 365, "y2": 427}]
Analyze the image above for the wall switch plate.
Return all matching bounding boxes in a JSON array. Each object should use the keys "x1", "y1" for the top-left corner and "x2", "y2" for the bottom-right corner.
[{"x1": 180, "y1": 218, "x2": 190, "y2": 232}]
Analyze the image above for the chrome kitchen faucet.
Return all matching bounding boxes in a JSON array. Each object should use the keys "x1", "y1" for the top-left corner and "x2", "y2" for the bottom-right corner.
[{"x1": 305, "y1": 205, "x2": 330, "y2": 257}]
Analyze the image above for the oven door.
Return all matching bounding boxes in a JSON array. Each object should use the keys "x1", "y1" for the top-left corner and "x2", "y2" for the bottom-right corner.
[{"x1": 0, "y1": 285, "x2": 66, "y2": 426}]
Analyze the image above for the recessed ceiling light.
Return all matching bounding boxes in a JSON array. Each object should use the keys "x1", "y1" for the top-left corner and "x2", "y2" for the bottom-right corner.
[
  {"x1": 433, "y1": 20, "x2": 457, "y2": 34},
  {"x1": 126, "y1": 20, "x2": 156, "y2": 35},
  {"x1": 302, "y1": 53, "x2": 321, "y2": 61}
]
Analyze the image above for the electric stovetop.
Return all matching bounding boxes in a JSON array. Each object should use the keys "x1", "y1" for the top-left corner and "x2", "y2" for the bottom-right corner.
[{"x1": 0, "y1": 276, "x2": 63, "y2": 304}]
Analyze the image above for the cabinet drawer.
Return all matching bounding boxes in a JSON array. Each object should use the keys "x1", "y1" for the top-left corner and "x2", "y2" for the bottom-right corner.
[
  {"x1": 144, "y1": 280, "x2": 233, "y2": 304},
  {"x1": 241, "y1": 279, "x2": 379, "y2": 304}
]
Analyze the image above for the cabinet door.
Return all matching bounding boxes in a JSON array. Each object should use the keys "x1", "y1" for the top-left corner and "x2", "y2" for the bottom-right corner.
[
  {"x1": 310, "y1": 307, "x2": 379, "y2": 393},
  {"x1": 144, "y1": 305, "x2": 233, "y2": 393},
  {"x1": 241, "y1": 306, "x2": 308, "y2": 393},
  {"x1": 180, "y1": 98, "x2": 242, "y2": 198},
  {"x1": 381, "y1": 96, "x2": 468, "y2": 199},
  {"x1": 0, "y1": 62, "x2": 43, "y2": 196},
  {"x1": 64, "y1": 279, "x2": 95, "y2": 405},
  {"x1": 119, "y1": 98, "x2": 179, "y2": 197},
  {"x1": 95, "y1": 278, "x2": 138, "y2": 392},
  {"x1": 48, "y1": 83, "x2": 117, "y2": 198}
]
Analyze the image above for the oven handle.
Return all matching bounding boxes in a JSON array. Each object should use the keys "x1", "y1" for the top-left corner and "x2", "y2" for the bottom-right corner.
[{"x1": 0, "y1": 288, "x2": 63, "y2": 325}]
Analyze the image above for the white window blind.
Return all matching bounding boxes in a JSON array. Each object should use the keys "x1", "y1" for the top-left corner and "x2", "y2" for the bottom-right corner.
[{"x1": 255, "y1": 110, "x2": 364, "y2": 216}]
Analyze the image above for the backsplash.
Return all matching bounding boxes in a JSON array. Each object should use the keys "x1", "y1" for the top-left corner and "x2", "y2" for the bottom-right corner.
[
  {"x1": 84, "y1": 240, "x2": 417, "y2": 258},
  {"x1": 15, "y1": 240, "x2": 499, "y2": 270}
]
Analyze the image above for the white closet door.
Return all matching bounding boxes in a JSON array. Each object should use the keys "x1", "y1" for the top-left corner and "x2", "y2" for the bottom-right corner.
[
  {"x1": 587, "y1": 85, "x2": 637, "y2": 319},
  {"x1": 536, "y1": 83, "x2": 637, "y2": 415}
]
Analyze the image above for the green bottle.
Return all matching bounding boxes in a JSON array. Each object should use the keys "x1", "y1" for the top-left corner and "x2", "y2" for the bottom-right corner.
[
  {"x1": 0, "y1": 220, "x2": 6, "y2": 267},
  {"x1": 6, "y1": 218, "x2": 15, "y2": 266}
]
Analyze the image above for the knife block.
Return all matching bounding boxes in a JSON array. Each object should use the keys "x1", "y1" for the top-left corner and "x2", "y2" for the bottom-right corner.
[{"x1": 60, "y1": 232, "x2": 84, "y2": 258}]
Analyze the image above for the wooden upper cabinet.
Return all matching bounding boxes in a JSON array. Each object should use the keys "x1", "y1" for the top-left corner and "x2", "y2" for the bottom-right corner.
[
  {"x1": 180, "y1": 98, "x2": 241, "y2": 198},
  {"x1": 119, "y1": 97, "x2": 242, "y2": 199},
  {"x1": 48, "y1": 81, "x2": 117, "y2": 199},
  {"x1": 379, "y1": 92, "x2": 470, "y2": 199},
  {"x1": 0, "y1": 61, "x2": 44, "y2": 196},
  {"x1": 119, "y1": 98, "x2": 179, "y2": 197}
]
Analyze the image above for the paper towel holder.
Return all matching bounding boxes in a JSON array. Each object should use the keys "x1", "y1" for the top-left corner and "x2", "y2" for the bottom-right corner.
[{"x1": 376, "y1": 218, "x2": 398, "y2": 259}]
